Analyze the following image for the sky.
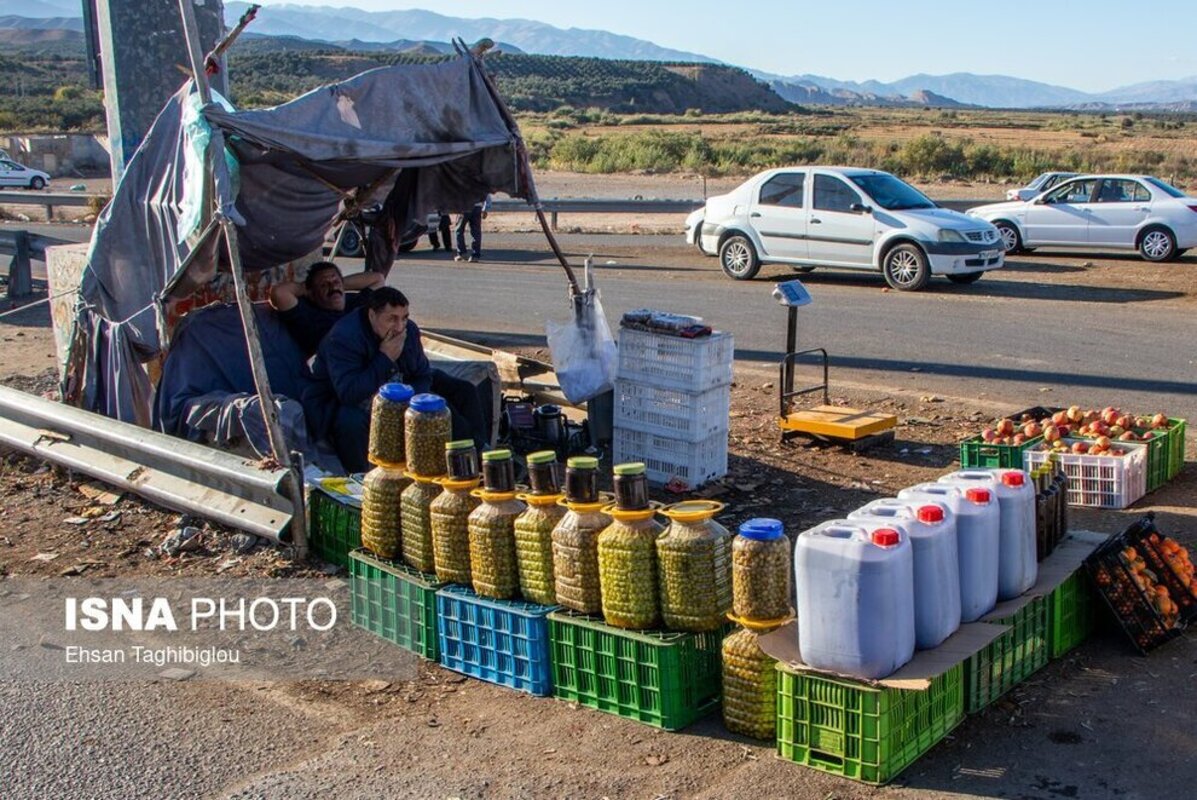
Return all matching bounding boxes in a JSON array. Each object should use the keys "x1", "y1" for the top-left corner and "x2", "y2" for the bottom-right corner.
[{"x1": 253, "y1": 0, "x2": 1197, "y2": 92}]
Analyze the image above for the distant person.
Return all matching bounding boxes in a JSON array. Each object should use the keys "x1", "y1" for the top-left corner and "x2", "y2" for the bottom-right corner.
[
  {"x1": 454, "y1": 195, "x2": 491, "y2": 263},
  {"x1": 305, "y1": 287, "x2": 487, "y2": 472},
  {"x1": 427, "y1": 211, "x2": 453, "y2": 252},
  {"x1": 269, "y1": 261, "x2": 385, "y2": 359}
]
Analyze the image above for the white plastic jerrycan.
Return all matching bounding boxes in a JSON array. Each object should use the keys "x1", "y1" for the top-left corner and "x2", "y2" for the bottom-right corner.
[{"x1": 939, "y1": 469, "x2": 1037, "y2": 600}]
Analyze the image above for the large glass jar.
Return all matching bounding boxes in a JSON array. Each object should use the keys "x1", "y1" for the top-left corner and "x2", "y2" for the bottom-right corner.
[
  {"x1": 400, "y1": 474, "x2": 442, "y2": 574},
  {"x1": 731, "y1": 518, "x2": 792, "y2": 624},
  {"x1": 550, "y1": 456, "x2": 609, "y2": 614},
  {"x1": 721, "y1": 627, "x2": 779, "y2": 741},
  {"x1": 405, "y1": 393, "x2": 452, "y2": 477},
  {"x1": 360, "y1": 466, "x2": 411, "y2": 559},
  {"x1": 430, "y1": 477, "x2": 480, "y2": 584},
  {"x1": 368, "y1": 382, "x2": 413, "y2": 467},
  {"x1": 598, "y1": 464, "x2": 662, "y2": 630},
  {"x1": 657, "y1": 500, "x2": 732, "y2": 632},
  {"x1": 467, "y1": 450, "x2": 526, "y2": 599}
]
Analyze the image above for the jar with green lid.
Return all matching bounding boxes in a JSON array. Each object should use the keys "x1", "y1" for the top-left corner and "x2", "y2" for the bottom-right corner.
[
  {"x1": 721, "y1": 627, "x2": 778, "y2": 740},
  {"x1": 360, "y1": 466, "x2": 411, "y2": 559},
  {"x1": 368, "y1": 382, "x2": 413, "y2": 467},
  {"x1": 445, "y1": 439, "x2": 479, "y2": 481},
  {"x1": 405, "y1": 393, "x2": 452, "y2": 477},
  {"x1": 551, "y1": 455, "x2": 610, "y2": 614},
  {"x1": 657, "y1": 500, "x2": 732, "y2": 632},
  {"x1": 430, "y1": 476, "x2": 480, "y2": 584},
  {"x1": 467, "y1": 450, "x2": 526, "y2": 599},
  {"x1": 732, "y1": 518, "x2": 792, "y2": 624},
  {"x1": 400, "y1": 474, "x2": 442, "y2": 574},
  {"x1": 598, "y1": 463, "x2": 663, "y2": 630},
  {"x1": 513, "y1": 452, "x2": 565, "y2": 606}
]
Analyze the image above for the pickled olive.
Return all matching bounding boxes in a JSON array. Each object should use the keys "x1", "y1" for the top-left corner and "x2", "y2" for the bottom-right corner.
[
  {"x1": 360, "y1": 467, "x2": 411, "y2": 560},
  {"x1": 367, "y1": 383, "x2": 412, "y2": 466},
  {"x1": 598, "y1": 514, "x2": 663, "y2": 630},
  {"x1": 514, "y1": 501, "x2": 566, "y2": 606},
  {"x1": 405, "y1": 394, "x2": 452, "y2": 477},
  {"x1": 400, "y1": 478, "x2": 442, "y2": 574},
  {"x1": 468, "y1": 493, "x2": 525, "y2": 600},
  {"x1": 430, "y1": 482, "x2": 480, "y2": 584},
  {"x1": 551, "y1": 507, "x2": 610, "y2": 614},
  {"x1": 657, "y1": 502, "x2": 732, "y2": 632},
  {"x1": 732, "y1": 519, "x2": 792, "y2": 623},
  {"x1": 721, "y1": 628, "x2": 778, "y2": 740}
]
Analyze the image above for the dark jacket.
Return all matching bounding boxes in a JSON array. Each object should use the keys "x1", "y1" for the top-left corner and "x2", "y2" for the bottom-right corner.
[{"x1": 304, "y1": 308, "x2": 432, "y2": 435}]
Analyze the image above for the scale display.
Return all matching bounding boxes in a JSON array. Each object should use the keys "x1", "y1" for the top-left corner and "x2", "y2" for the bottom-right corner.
[{"x1": 772, "y1": 280, "x2": 812, "y2": 307}]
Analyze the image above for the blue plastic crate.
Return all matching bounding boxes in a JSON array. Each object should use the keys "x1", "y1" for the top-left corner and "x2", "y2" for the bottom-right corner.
[{"x1": 436, "y1": 585, "x2": 556, "y2": 696}]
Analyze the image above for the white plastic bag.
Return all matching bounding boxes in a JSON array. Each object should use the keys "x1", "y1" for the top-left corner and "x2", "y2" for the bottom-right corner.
[{"x1": 547, "y1": 289, "x2": 617, "y2": 404}]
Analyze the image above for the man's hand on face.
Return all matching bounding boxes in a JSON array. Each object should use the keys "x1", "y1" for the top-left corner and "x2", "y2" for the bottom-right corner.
[{"x1": 379, "y1": 325, "x2": 406, "y2": 362}]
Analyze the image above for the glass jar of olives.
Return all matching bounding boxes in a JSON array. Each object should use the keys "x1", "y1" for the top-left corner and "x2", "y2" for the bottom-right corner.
[
  {"x1": 405, "y1": 393, "x2": 452, "y2": 477},
  {"x1": 368, "y1": 382, "x2": 413, "y2": 467},
  {"x1": 467, "y1": 450, "x2": 526, "y2": 599},
  {"x1": 597, "y1": 463, "x2": 663, "y2": 630},
  {"x1": 360, "y1": 466, "x2": 411, "y2": 559},
  {"x1": 657, "y1": 500, "x2": 732, "y2": 632},
  {"x1": 732, "y1": 518, "x2": 792, "y2": 624},
  {"x1": 514, "y1": 452, "x2": 565, "y2": 606},
  {"x1": 400, "y1": 474, "x2": 442, "y2": 574},
  {"x1": 721, "y1": 627, "x2": 778, "y2": 740},
  {"x1": 551, "y1": 456, "x2": 609, "y2": 614}
]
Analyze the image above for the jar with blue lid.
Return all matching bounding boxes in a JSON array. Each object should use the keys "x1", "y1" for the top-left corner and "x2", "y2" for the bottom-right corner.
[
  {"x1": 404, "y1": 393, "x2": 452, "y2": 477},
  {"x1": 732, "y1": 518, "x2": 792, "y2": 623},
  {"x1": 368, "y1": 382, "x2": 414, "y2": 467}
]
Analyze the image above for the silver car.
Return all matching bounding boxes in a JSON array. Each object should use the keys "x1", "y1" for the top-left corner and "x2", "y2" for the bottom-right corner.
[{"x1": 1005, "y1": 171, "x2": 1080, "y2": 202}]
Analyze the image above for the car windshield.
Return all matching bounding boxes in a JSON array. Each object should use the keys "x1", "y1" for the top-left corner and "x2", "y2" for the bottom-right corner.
[
  {"x1": 1027, "y1": 173, "x2": 1052, "y2": 189},
  {"x1": 849, "y1": 174, "x2": 936, "y2": 210},
  {"x1": 1144, "y1": 176, "x2": 1186, "y2": 198}
]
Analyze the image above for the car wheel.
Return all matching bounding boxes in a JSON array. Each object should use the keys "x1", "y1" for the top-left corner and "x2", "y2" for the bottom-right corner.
[
  {"x1": 338, "y1": 226, "x2": 364, "y2": 258},
  {"x1": 882, "y1": 243, "x2": 930, "y2": 291},
  {"x1": 29, "y1": 176, "x2": 45, "y2": 190},
  {"x1": 994, "y1": 221, "x2": 1022, "y2": 254},
  {"x1": 1138, "y1": 226, "x2": 1177, "y2": 262},
  {"x1": 946, "y1": 271, "x2": 984, "y2": 285},
  {"x1": 719, "y1": 234, "x2": 760, "y2": 280}
]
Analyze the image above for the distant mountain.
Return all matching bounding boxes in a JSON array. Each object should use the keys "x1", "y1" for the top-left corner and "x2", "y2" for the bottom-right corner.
[
  {"x1": 1095, "y1": 76, "x2": 1197, "y2": 105},
  {"x1": 235, "y1": 32, "x2": 525, "y2": 56},
  {"x1": 768, "y1": 79, "x2": 972, "y2": 108},
  {"x1": 760, "y1": 70, "x2": 1090, "y2": 109},
  {"x1": 0, "y1": 0, "x2": 77, "y2": 16}
]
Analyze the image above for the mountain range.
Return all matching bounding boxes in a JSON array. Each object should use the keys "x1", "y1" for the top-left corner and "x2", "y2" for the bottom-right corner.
[{"x1": 2, "y1": 1, "x2": 1196, "y2": 110}]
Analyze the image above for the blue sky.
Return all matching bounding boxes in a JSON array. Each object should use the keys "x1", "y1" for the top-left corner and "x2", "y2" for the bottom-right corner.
[{"x1": 255, "y1": 0, "x2": 1197, "y2": 92}]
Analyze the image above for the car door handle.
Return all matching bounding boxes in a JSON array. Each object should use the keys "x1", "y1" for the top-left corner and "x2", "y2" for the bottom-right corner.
[
  {"x1": 750, "y1": 212, "x2": 761, "y2": 218},
  {"x1": 1135, "y1": 206, "x2": 1150, "y2": 212},
  {"x1": 810, "y1": 218, "x2": 822, "y2": 224}
]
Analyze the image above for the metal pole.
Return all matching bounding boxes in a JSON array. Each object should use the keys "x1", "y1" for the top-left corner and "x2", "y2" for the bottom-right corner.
[
  {"x1": 177, "y1": 0, "x2": 212, "y2": 234},
  {"x1": 6, "y1": 230, "x2": 32, "y2": 298},
  {"x1": 783, "y1": 305, "x2": 797, "y2": 408}
]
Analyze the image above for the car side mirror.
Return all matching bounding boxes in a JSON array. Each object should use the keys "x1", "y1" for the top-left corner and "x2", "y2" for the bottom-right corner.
[{"x1": 849, "y1": 202, "x2": 872, "y2": 214}]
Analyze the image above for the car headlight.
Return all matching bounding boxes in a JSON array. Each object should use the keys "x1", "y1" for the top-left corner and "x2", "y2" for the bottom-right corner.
[{"x1": 937, "y1": 229, "x2": 967, "y2": 243}]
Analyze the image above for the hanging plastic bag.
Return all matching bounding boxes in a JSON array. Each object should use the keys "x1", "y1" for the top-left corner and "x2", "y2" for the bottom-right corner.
[{"x1": 546, "y1": 260, "x2": 617, "y2": 404}]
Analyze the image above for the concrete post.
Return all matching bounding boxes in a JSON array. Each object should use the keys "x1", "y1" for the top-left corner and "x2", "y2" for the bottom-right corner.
[{"x1": 91, "y1": 0, "x2": 226, "y2": 183}]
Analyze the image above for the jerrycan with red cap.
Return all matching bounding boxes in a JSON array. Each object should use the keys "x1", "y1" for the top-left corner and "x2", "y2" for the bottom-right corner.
[
  {"x1": 938, "y1": 469, "x2": 1038, "y2": 600},
  {"x1": 898, "y1": 482, "x2": 1000, "y2": 622},
  {"x1": 794, "y1": 520, "x2": 915, "y2": 680},
  {"x1": 849, "y1": 498, "x2": 961, "y2": 649}
]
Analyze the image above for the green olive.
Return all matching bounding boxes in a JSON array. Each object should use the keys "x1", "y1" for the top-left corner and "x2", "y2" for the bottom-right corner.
[
  {"x1": 597, "y1": 518, "x2": 663, "y2": 630},
  {"x1": 405, "y1": 406, "x2": 452, "y2": 477},
  {"x1": 514, "y1": 504, "x2": 566, "y2": 606},
  {"x1": 721, "y1": 628, "x2": 778, "y2": 740},
  {"x1": 657, "y1": 517, "x2": 732, "y2": 632},
  {"x1": 468, "y1": 497, "x2": 525, "y2": 600},
  {"x1": 732, "y1": 536, "x2": 792, "y2": 622},
  {"x1": 551, "y1": 509, "x2": 610, "y2": 614},
  {"x1": 360, "y1": 467, "x2": 410, "y2": 559},
  {"x1": 400, "y1": 480, "x2": 442, "y2": 574},
  {"x1": 368, "y1": 396, "x2": 407, "y2": 465},
  {"x1": 430, "y1": 486, "x2": 479, "y2": 584}
]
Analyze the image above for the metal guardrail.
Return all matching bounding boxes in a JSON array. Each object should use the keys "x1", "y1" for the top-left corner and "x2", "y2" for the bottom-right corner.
[
  {"x1": 0, "y1": 190, "x2": 96, "y2": 220},
  {"x1": 1, "y1": 230, "x2": 72, "y2": 298}
]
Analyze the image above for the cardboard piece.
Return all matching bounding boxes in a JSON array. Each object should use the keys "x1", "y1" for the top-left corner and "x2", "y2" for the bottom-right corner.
[
  {"x1": 757, "y1": 620, "x2": 1007, "y2": 691},
  {"x1": 982, "y1": 530, "x2": 1107, "y2": 623}
]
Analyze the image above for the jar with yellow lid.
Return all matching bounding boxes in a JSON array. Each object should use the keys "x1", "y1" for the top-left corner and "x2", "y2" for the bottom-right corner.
[
  {"x1": 467, "y1": 449, "x2": 526, "y2": 599},
  {"x1": 367, "y1": 382, "x2": 413, "y2": 467},
  {"x1": 430, "y1": 440, "x2": 481, "y2": 584},
  {"x1": 551, "y1": 455, "x2": 610, "y2": 614},
  {"x1": 657, "y1": 500, "x2": 732, "y2": 632},
  {"x1": 400, "y1": 473, "x2": 442, "y2": 574},
  {"x1": 360, "y1": 466, "x2": 411, "y2": 559},
  {"x1": 598, "y1": 462, "x2": 663, "y2": 630},
  {"x1": 513, "y1": 450, "x2": 566, "y2": 605}
]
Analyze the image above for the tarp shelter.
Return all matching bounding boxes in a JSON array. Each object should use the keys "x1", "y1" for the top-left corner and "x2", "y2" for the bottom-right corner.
[{"x1": 67, "y1": 49, "x2": 538, "y2": 425}]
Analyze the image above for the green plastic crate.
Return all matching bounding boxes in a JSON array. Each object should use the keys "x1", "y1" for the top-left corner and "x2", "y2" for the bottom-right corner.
[
  {"x1": 959, "y1": 434, "x2": 1044, "y2": 469},
  {"x1": 776, "y1": 664, "x2": 964, "y2": 785},
  {"x1": 1141, "y1": 430, "x2": 1170, "y2": 494},
  {"x1": 1048, "y1": 568, "x2": 1099, "y2": 659},
  {"x1": 309, "y1": 489, "x2": 362, "y2": 568},
  {"x1": 548, "y1": 610, "x2": 726, "y2": 730},
  {"x1": 965, "y1": 595, "x2": 1050, "y2": 712},
  {"x1": 349, "y1": 548, "x2": 442, "y2": 660},
  {"x1": 1166, "y1": 418, "x2": 1186, "y2": 481}
]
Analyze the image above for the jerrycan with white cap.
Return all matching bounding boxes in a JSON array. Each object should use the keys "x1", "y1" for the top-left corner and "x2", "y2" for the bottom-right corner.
[
  {"x1": 849, "y1": 498, "x2": 961, "y2": 650},
  {"x1": 898, "y1": 482, "x2": 1000, "y2": 622},
  {"x1": 794, "y1": 520, "x2": 915, "y2": 680},
  {"x1": 939, "y1": 469, "x2": 1037, "y2": 600}
]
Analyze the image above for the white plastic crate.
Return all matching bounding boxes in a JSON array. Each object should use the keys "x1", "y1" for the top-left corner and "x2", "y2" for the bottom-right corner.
[
  {"x1": 614, "y1": 379, "x2": 730, "y2": 442},
  {"x1": 616, "y1": 329, "x2": 734, "y2": 392},
  {"x1": 1024, "y1": 439, "x2": 1147, "y2": 509},
  {"x1": 613, "y1": 425, "x2": 727, "y2": 489}
]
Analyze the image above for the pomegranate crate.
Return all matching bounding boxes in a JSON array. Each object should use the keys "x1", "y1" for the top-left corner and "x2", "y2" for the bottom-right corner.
[
  {"x1": 1165, "y1": 418, "x2": 1187, "y2": 481},
  {"x1": 616, "y1": 329, "x2": 733, "y2": 392},
  {"x1": 613, "y1": 426, "x2": 727, "y2": 489},
  {"x1": 1024, "y1": 439, "x2": 1146, "y2": 509},
  {"x1": 614, "y1": 379, "x2": 730, "y2": 442}
]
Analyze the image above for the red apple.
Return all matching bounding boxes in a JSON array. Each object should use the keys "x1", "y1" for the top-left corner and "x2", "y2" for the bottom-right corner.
[
  {"x1": 1052, "y1": 411, "x2": 1068, "y2": 426},
  {"x1": 1071, "y1": 442, "x2": 1089, "y2": 455},
  {"x1": 1023, "y1": 422, "x2": 1041, "y2": 437},
  {"x1": 996, "y1": 419, "x2": 1016, "y2": 437},
  {"x1": 1119, "y1": 431, "x2": 1137, "y2": 441}
]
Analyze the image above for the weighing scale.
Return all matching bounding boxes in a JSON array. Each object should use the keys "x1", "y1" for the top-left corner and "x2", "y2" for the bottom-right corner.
[{"x1": 774, "y1": 279, "x2": 897, "y2": 450}]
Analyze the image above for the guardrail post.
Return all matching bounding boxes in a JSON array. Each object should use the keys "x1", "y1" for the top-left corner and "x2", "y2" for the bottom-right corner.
[
  {"x1": 45, "y1": 203, "x2": 54, "y2": 221},
  {"x1": 6, "y1": 230, "x2": 32, "y2": 298},
  {"x1": 550, "y1": 210, "x2": 558, "y2": 230}
]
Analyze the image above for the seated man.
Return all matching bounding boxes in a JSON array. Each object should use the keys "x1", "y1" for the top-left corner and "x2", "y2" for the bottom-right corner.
[
  {"x1": 305, "y1": 287, "x2": 486, "y2": 473},
  {"x1": 269, "y1": 261, "x2": 384, "y2": 358}
]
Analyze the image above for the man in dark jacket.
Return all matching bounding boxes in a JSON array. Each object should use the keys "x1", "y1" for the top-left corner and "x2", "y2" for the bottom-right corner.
[
  {"x1": 269, "y1": 261, "x2": 384, "y2": 358},
  {"x1": 305, "y1": 287, "x2": 486, "y2": 472}
]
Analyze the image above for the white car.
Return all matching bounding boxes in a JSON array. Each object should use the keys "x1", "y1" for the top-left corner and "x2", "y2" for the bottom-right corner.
[
  {"x1": 1005, "y1": 171, "x2": 1079, "y2": 202},
  {"x1": 685, "y1": 166, "x2": 1004, "y2": 291},
  {"x1": 968, "y1": 174, "x2": 1197, "y2": 262},
  {"x1": 0, "y1": 158, "x2": 50, "y2": 190}
]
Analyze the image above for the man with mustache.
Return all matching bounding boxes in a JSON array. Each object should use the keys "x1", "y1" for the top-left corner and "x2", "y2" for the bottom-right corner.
[{"x1": 270, "y1": 261, "x2": 385, "y2": 358}]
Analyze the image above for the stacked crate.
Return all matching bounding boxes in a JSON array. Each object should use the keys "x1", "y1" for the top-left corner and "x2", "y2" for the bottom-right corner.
[{"x1": 612, "y1": 328, "x2": 734, "y2": 489}]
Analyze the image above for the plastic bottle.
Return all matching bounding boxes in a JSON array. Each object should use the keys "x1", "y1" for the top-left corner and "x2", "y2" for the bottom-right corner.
[
  {"x1": 898, "y1": 482, "x2": 1000, "y2": 622},
  {"x1": 405, "y1": 393, "x2": 452, "y2": 477},
  {"x1": 939, "y1": 469, "x2": 1037, "y2": 599},
  {"x1": 657, "y1": 500, "x2": 732, "y2": 632},
  {"x1": 431, "y1": 440, "x2": 481, "y2": 583},
  {"x1": 467, "y1": 449, "x2": 526, "y2": 599},
  {"x1": 731, "y1": 518, "x2": 792, "y2": 624},
  {"x1": 368, "y1": 382, "x2": 413, "y2": 467},
  {"x1": 400, "y1": 474, "x2": 442, "y2": 573},
  {"x1": 551, "y1": 456, "x2": 610, "y2": 614},
  {"x1": 850, "y1": 499, "x2": 960, "y2": 649},
  {"x1": 794, "y1": 520, "x2": 915, "y2": 679},
  {"x1": 360, "y1": 467, "x2": 410, "y2": 559},
  {"x1": 513, "y1": 451, "x2": 566, "y2": 606},
  {"x1": 598, "y1": 463, "x2": 663, "y2": 630},
  {"x1": 721, "y1": 627, "x2": 778, "y2": 740}
]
